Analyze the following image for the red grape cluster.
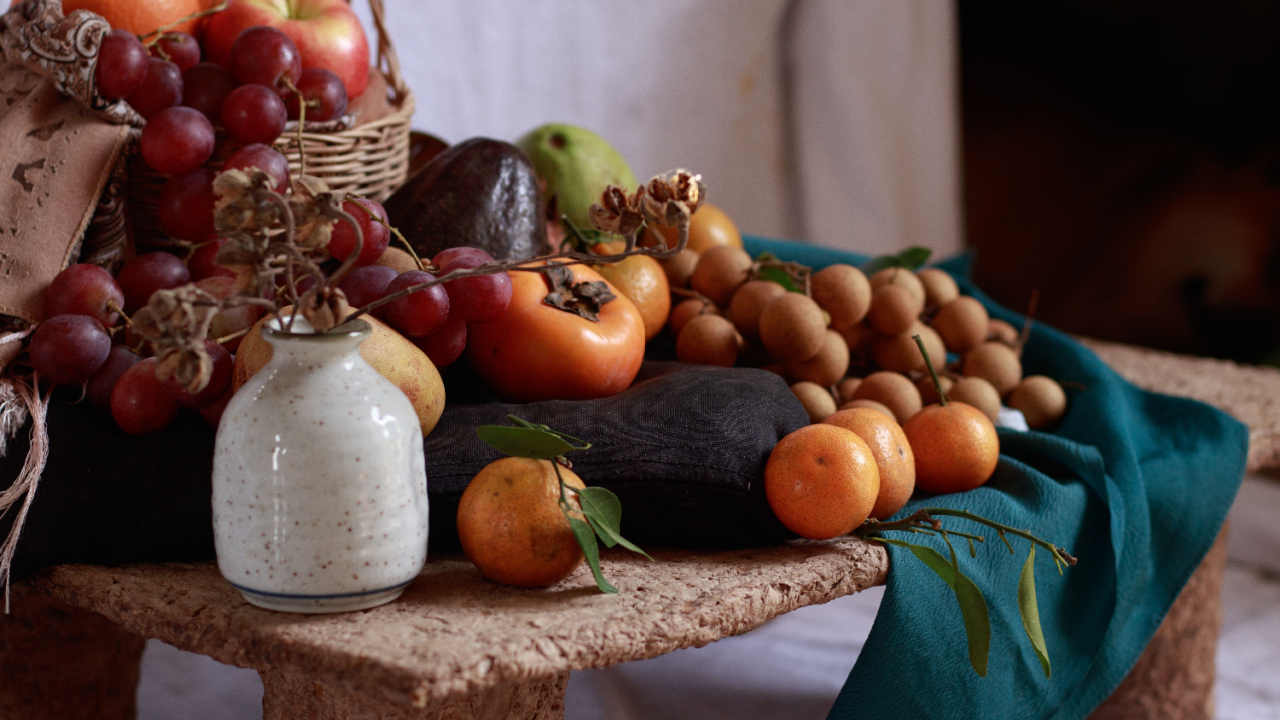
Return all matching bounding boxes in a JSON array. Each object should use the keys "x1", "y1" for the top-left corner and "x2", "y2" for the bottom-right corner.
[
  {"x1": 28, "y1": 261, "x2": 238, "y2": 436},
  {"x1": 96, "y1": 24, "x2": 349, "y2": 244}
]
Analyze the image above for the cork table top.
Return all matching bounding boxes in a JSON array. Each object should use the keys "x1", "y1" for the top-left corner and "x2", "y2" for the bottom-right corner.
[{"x1": 27, "y1": 339, "x2": 1280, "y2": 709}]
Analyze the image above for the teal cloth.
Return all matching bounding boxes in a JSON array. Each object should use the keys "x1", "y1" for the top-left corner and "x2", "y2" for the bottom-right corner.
[{"x1": 741, "y1": 237, "x2": 1248, "y2": 719}]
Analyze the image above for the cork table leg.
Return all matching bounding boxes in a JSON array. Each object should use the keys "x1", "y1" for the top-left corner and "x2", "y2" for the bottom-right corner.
[
  {"x1": 1088, "y1": 523, "x2": 1229, "y2": 720},
  {"x1": 0, "y1": 582, "x2": 146, "y2": 720},
  {"x1": 260, "y1": 668, "x2": 571, "y2": 720}
]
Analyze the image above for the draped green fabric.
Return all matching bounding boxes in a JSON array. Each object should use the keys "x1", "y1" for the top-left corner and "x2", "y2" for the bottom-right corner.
[{"x1": 741, "y1": 236, "x2": 1246, "y2": 719}]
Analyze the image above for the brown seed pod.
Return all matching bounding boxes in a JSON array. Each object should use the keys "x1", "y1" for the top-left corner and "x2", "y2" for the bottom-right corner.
[
  {"x1": 668, "y1": 297, "x2": 718, "y2": 337},
  {"x1": 852, "y1": 370, "x2": 922, "y2": 424},
  {"x1": 786, "y1": 329, "x2": 850, "y2": 387},
  {"x1": 917, "y1": 268, "x2": 959, "y2": 309},
  {"x1": 811, "y1": 263, "x2": 872, "y2": 329},
  {"x1": 1007, "y1": 375, "x2": 1067, "y2": 429},
  {"x1": 962, "y1": 342, "x2": 1022, "y2": 396},
  {"x1": 791, "y1": 381, "x2": 837, "y2": 423},
  {"x1": 917, "y1": 372, "x2": 955, "y2": 406},
  {"x1": 759, "y1": 292, "x2": 828, "y2": 363},
  {"x1": 870, "y1": 322, "x2": 944, "y2": 374},
  {"x1": 869, "y1": 267, "x2": 926, "y2": 306},
  {"x1": 948, "y1": 376, "x2": 1002, "y2": 423},
  {"x1": 690, "y1": 245, "x2": 752, "y2": 306},
  {"x1": 932, "y1": 296, "x2": 990, "y2": 354},
  {"x1": 676, "y1": 314, "x2": 741, "y2": 367},
  {"x1": 866, "y1": 284, "x2": 923, "y2": 336},
  {"x1": 661, "y1": 248, "x2": 700, "y2": 289},
  {"x1": 837, "y1": 398, "x2": 896, "y2": 418},
  {"x1": 988, "y1": 318, "x2": 1019, "y2": 346},
  {"x1": 836, "y1": 377, "x2": 863, "y2": 405},
  {"x1": 728, "y1": 280, "x2": 787, "y2": 341}
]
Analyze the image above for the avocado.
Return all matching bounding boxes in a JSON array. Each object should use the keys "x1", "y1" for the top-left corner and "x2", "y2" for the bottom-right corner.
[{"x1": 384, "y1": 137, "x2": 551, "y2": 262}]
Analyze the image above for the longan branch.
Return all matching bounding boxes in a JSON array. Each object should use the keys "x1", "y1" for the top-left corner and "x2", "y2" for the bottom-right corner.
[{"x1": 922, "y1": 508, "x2": 1078, "y2": 566}]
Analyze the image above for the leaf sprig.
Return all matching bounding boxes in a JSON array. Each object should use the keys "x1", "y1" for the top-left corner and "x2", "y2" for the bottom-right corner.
[
  {"x1": 856, "y1": 508, "x2": 1076, "y2": 678},
  {"x1": 477, "y1": 415, "x2": 651, "y2": 593},
  {"x1": 862, "y1": 246, "x2": 932, "y2": 274}
]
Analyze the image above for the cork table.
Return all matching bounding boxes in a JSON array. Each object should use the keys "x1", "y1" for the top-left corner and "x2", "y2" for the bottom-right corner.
[{"x1": 5, "y1": 339, "x2": 1280, "y2": 720}]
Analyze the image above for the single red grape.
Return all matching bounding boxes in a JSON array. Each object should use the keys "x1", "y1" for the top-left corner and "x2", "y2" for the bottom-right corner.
[
  {"x1": 337, "y1": 265, "x2": 397, "y2": 310},
  {"x1": 111, "y1": 357, "x2": 181, "y2": 435},
  {"x1": 412, "y1": 315, "x2": 466, "y2": 369},
  {"x1": 96, "y1": 29, "x2": 148, "y2": 100},
  {"x1": 221, "y1": 84, "x2": 287, "y2": 146},
  {"x1": 158, "y1": 168, "x2": 216, "y2": 242},
  {"x1": 228, "y1": 26, "x2": 301, "y2": 95},
  {"x1": 87, "y1": 345, "x2": 141, "y2": 412},
  {"x1": 432, "y1": 247, "x2": 493, "y2": 269},
  {"x1": 222, "y1": 143, "x2": 290, "y2": 192},
  {"x1": 282, "y1": 67, "x2": 349, "y2": 122},
  {"x1": 437, "y1": 255, "x2": 513, "y2": 323},
  {"x1": 117, "y1": 252, "x2": 192, "y2": 313},
  {"x1": 328, "y1": 198, "x2": 390, "y2": 267},
  {"x1": 181, "y1": 62, "x2": 236, "y2": 123},
  {"x1": 188, "y1": 237, "x2": 236, "y2": 281},
  {"x1": 161, "y1": 339, "x2": 232, "y2": 409},
  {"x1": 151, "y1": 32, "x2": 200, "y2": 73},
  {"x1": 198, "y1": 382, "x2": 233, "y2": 428},
  {"x1": 384, "y1": 270, "x2": 450, "y2": 337},
  {"x1": 45, "y1": 263, "x2": 125, "y2": 326},
  {"x1": 125, "y1": 57, "x2": 183, "y2": 119},
  {"x1": 29, "y1": 314, "x2": 111, "y2": 387},
  {"x1": 140, "y1": 106, "x2": 215, "y2": 175}
]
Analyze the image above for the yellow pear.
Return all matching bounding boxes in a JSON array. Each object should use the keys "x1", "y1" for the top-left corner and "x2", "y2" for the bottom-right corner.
[{"x1": 233, "y1": 308, "x2": 445, "y2": 436}]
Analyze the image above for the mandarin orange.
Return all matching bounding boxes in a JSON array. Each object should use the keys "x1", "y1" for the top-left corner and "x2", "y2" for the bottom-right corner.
[
  {"x1": 764, "y1": 424, "x2": 880, "y2": 540},
  {"x1": 902, "y1": 401, "x2": 999, "y2": 495},
  {"x1": 823, "y1": 407, "x2": 916, "y2": 519}
]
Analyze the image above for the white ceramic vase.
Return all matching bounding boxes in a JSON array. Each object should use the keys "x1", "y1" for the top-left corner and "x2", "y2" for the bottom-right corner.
[{"x1": 212, "y1": 316, "x2": 428, "y2": 613}]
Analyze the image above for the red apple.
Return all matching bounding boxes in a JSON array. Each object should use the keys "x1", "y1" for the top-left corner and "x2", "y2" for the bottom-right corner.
[{"x1": 203, "y1": 0, "x2": 369, "y2": 99}]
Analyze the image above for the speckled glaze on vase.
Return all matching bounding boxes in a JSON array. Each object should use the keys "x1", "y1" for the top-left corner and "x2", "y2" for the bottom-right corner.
[{"x1": 212, "y1": 316, "x2": 428, "y2": 613}]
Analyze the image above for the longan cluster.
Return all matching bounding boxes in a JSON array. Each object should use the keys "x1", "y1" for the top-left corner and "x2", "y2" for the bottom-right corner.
[{"x1": 663, "y1": 252, "x2": 1068, "y2": 431}]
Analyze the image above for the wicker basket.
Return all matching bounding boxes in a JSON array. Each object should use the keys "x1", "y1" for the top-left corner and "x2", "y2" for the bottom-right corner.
[{"x1": 106, "y1": 0, "x2": 413, "y2": 253}]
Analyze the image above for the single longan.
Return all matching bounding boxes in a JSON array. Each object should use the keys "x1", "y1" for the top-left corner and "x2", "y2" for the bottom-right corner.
[
  {"x1": 668, "y1": 298, "x2": 718, "y2": 337},
  {"x1": 917, "y1": 268, "x2": 959, "y2": 309},
  {"x1": 811, "y1": 264, "x2": 872, "y2": 329},
  {"x1": 932, "y1": 296, "x2": 990, "y2": 354},
  {"x1": 852, "y1": 371, "x2": 922, "y2": 424},
  {"x1": 791, "y1": 381, "x2": 837, "y2": 423},
  {"x1": 661, "y1": 248, "x2": 700, "y2": 289},
  {"x1": 677, "y1": 314, "x2": 741, "y2": 367},
  {"x1": 759, "y1": 292, "x2": 828, "y2": 363},
  {"x1": 866, "y1": 284, "x2": 923, "y2": 336},
  {"x1": 837, "y1": 398, "x2": 896, "y2": 418},
  {"x1": 690, "y1": 245, "x2": 752, "y2": 306},
  {"x1": 870, "y1": 322, "x2": 944, "y2": 374},
  {"x1": 1007, "y1": 375, "x2": 1067, "y2": 429},
  {"x1": 949, "y1": 376, "x2": 1002, "y2": 423},
  {"x1": 988, "y1": 318, "x2": 1019, "y2": 346},
  {"x1": 836, "y1": 377, "x2": 863, "y2": 405},
  {"x1": 917, "y1": 373, "x2": 955, "y2": 406},
  {"x1": 786, "y1": 329, "x2": 850, "y2": 387},
  {"x1": 374, "y1": 246, "x2": 419, "y2": 273},
  {"x1": 962, "y1": 342, "x2": 1022, "y2": 396},
  {"x1": 869, "y1": 267, "x2": 926, "y2": 307},
  {"x1": 836, "y1": 322, "x2": 871, "y2": 354},
  {"x1": 728, "y1": 280, "x2": 787, "y2": 341}
]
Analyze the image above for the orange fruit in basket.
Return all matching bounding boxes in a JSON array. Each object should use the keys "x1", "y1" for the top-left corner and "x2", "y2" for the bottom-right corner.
[
  {"x1": 765, "y1": 424, "x2": 880, "y2": 540},
  {"x1": 642, "y1": 202, "x2": 743, "y2": 254},
  {"x1": 902, "y1": 401, "x2": 999, "y2": 495},
  {"x1": 62, "y1": 0, "x2": 208, "y2": 36},
  {"x1": 457, "y1": 457, "x2": 586, "y2": 587},
  {"x1": 590, "y1": 239, "x2": 671, "y2": 341},
  {"x1": 822, "y1": 407, "x2": 916, "y2": 520}
]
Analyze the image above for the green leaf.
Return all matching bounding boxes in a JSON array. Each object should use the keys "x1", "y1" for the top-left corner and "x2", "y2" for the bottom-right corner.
[
  {"x1": 569, "y1": 516, "x2": 617, "y2": 594},
  {"x1": 1019, "y1": 545, "x2": 1052, "y2": 678},
  {"x1": 579, "y1": 487, "x2": 653, "y2": 560},
  {"x1": 877, "y1": 537, "x2": 955, "y2": 589},
  {"x1": 476, "y1": 426, "x2": 577, "y2": 459},
  {"x1": 862, "y1": 246, "x2": 933, "y2": 274},
  {"x1": 953, "y1": 570, "x2": 992, "y2": 677},
  {"x1": 757, "y1": 265, "x2": 801, "y2": 293}
]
